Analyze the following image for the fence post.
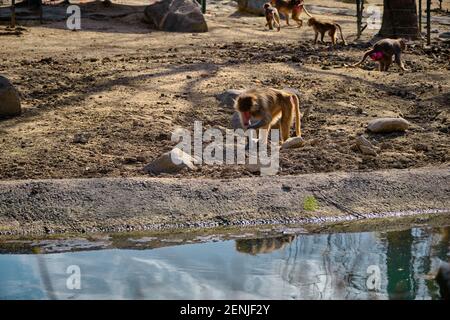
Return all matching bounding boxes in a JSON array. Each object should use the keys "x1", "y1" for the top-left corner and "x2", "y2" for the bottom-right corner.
[
  {"x1": 11, "y1": 0, "x2": 16, "y2": 28},
  {"x1": 418, "y1": 0, "x2": 422, "y2": 34},
  {"x1": 356, "y1": 0, "x2": 361, "y2": 39},
  {"x1": 426, "y1": 0, "x2": 431, "y2": 45}
]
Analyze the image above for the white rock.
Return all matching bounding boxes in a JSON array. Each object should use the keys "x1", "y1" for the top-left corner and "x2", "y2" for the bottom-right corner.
[
  {"x1": 143, "y1": 148, "x2": 196, "y2": 175},
  {"x1": 281, "y1": 136, "x2": 305, "y2": 149},
  {"x1": 367, "y1": 118, "x2": 410, "y2": 133}
]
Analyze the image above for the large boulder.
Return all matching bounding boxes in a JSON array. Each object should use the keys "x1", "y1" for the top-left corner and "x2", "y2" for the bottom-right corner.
[
  {"x1": 367, "y1": 118, "x2": 410, "y2": 133},
  {"x1": 216, "y1": 89, "x2": 242, "y2": 109},
  {"x1": 0, "y1": 75, "x2": 21, "y2": 118},
  {"x1": 143, "y1": 0, "x2": 208, "y2": 33},
  {"x1": 237, "y1": 0, "x2": 266, "y2": 15}
]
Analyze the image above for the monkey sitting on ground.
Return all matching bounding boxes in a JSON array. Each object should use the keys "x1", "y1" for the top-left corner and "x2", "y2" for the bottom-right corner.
[
  {"x1": 234, "y1": 88, "x2": 301, "y2": 144},
  {"x1": 307, "y1": 17, "x2": 347, "y2": 46},
  {"x1": 352, "y1": 38, "x2": 408, "y2": 72},
  {"x1": 264, "y1": 3, "x2": 281, "y2": 31},
  {"x1": 270, "y1": 0, "x2": 312, "y2": 28}
]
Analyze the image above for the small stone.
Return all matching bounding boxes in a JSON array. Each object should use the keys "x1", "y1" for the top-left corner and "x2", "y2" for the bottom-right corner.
[
  {"x1": 143, "y1": 147, "x2": 196, "y2": 175},
  {"x1": 281, "y1": 136, "x2": 305, "y2": 149},
  {"x1": 413, "y1": 143, "x2": 429, "y2": 152},
  {"x1": 367, "y1": 118, "x2": 410, "y2": 133},
  {"x1": 73, "y1": 133, "x2": 89, "y2": 144},
  {"x1": 355, "y1": 135, "x2": 378, "y2": 156}
]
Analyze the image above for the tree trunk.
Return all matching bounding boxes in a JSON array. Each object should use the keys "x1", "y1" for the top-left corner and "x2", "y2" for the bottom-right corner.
[{"x1": 378, "y1": 0, "x2": 419, "y2": 39}]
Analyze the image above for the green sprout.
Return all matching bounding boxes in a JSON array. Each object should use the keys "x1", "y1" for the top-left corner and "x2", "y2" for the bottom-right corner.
[{"x1": 303, "y1": 195, "x2": 319, "y2": 211}]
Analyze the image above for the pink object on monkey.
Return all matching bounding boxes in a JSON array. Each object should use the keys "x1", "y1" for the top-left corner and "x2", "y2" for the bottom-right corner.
[{"x1": 370, "y1": 51, "x2": 384, "y2": 61}]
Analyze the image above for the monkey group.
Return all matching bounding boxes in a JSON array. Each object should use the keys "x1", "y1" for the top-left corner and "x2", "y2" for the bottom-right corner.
[
  {"x1": 263, "y1": 1, "x2": 346, "y2": 47},
  {"x1": 264, "y1": 0, "x2": 312, "y2": 31},
  {"x1": 229, "y1": 3, "x2": 410, "y2": 150},
  {"x1": 261, "y1": 2, "x2": 408, "y2": 71}
]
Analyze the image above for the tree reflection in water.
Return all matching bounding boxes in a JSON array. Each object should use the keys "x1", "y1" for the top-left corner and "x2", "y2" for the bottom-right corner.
[{"x1": 2, "y1": 226, "x2": 448, "y2": 299}]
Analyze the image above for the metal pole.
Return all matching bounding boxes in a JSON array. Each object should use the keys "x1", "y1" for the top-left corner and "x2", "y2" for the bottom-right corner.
[
  {"x1": 356, "y1": 0, "x2": 361, "y2": 39},
  {"x1": 201, "y1": 0, "x2": 206, "y2": 14},
  {"x1": 418, "y1": 0, "x2": 422, "y2": 34},
  {"x1": 11, "y1": 0, "x2": 16, "y2": 28},
  {"x1": 426, "y1": 0, "x2": 431, "y2": 45}
]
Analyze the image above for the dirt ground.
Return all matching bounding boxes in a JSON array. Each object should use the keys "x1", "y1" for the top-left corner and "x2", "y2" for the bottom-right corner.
[
  {"x1": 0, "y1": 0, "x2": 449, "y2": 180},
  {"x1": 0, "y1": 168, "x2": 448, "y2": 235}
]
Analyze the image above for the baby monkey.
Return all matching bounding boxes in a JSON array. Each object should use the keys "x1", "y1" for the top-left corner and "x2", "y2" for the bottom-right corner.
[
  {"x1": 264, "y1": 3, "x2": 281, "y2": 31},
  {"x1": 352, "y1": 38, "x2": 408, "y2": 72},
  {"x1": 234, "y1": 88, "x2": 301, "y2": 144},
  {"x1": 307, "y1": 17, "x2": 347, "y2": 46}
]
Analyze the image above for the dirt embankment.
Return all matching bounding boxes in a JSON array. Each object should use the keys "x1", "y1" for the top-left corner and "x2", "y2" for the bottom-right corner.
[{"x1": 0, "y1": 168, "x2": 448, "y2": 235}]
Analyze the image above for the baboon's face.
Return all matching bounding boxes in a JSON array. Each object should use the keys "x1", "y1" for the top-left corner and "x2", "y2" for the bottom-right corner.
[
  {"x1": 235, "y1": 95, "x2": 257, "y2": 126},
  {"x1": 264, "y1": 3, "x2": 270, "y2": 10},
  {"x1": 307, "y1": 18, "x2": 315, "y2": 26},
  {"x1": 236, "y1": 95, "x2": 256, "y2": 113}
]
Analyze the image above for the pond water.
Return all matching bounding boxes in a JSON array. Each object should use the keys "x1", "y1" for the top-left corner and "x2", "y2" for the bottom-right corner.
[{"x1": 0, "y1": 225, "x2": 448, "y2": 300}]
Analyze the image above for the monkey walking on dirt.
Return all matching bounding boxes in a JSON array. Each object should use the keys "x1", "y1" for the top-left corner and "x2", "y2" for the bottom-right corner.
[
  {"x1": 270, "y1": 0, "x2": 313, "y2": 28},
  {"x1": 234, "y1": 88, "x2": 302, "y2": 145},
  {"x1": 263, "y1": 3, "x2": 281, "y2": 31},
  {"x1": 307, "y1": 17, "x2": 347, "y2": 46},
  {"x1": 352, "y1": 38, "x2": 408, "y2": 72}
]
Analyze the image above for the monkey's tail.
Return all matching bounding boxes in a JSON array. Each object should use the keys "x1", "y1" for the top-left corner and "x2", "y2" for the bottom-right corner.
[
  {"x1": 335, "y1": 24, "x2": 347, "y2": 45},
  {"x1": 274, "y1": 12, "x2": 281, "y2": 31},
  {"x1": 303, "y1": 5, "x2": 313, "y2": 18},
  {"x1": 291, "y1": 94, "x2": 301, "y2": 137},
  {"x1": 352, "y1": 49, "x2": 374, "y2": 68}
]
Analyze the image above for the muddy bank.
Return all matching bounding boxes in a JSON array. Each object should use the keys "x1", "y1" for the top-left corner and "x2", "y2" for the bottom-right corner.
[{"x1": 0, "y1": 168, "x2": 448, "y2": 235}]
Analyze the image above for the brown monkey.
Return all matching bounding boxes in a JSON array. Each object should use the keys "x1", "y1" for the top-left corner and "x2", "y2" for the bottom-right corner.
[
  {"x1": 234, "y1": 88, "x2": 301, "y2": 144},
  {"x1": 264, "y1": 3, "x2": 281, "y2": 31},
  {"x1": 270, "y1": 0, "x2": 312, "y2": 28},
  {"x1": 352, "y1": 38, "x2": 408, "y2": 72},
  {"x1": 307, "y1": 17, "x2": 347, "y2": 45}
]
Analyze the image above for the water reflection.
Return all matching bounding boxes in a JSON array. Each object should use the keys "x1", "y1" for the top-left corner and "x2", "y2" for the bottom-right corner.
[{"x1": 0, "y1": 226, "x2": 448, "y2": 300}]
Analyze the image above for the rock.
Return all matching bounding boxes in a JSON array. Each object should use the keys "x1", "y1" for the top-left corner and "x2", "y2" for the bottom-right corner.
[
  {"x1": 143, "y1": 0, "x2": 208, "y2": 33},
  {"x1": 436, "y1": 263, "x2": 450, "y2": 300},
  {"x1": 367, "y1": 118, "x2": 410, "y2": 133},
  {"x1": 0, "y1": 75, "x2": 21, "y2": 118},
  {"x1": 216, "y1": 89, "x2": 242, "y2": 108},
  {"x1": 245, "y1": 161, "x2": 279, "y2": 176},
  {"x1": 281, "y1": 136, "x2": 305, "y2": 149},
  {"x1": 237, "y1": 0, "x2": 266, "y2": 15},
  {"x1": 413, "y1": 143, "x2": 429, "y2": 152},
  {"x1": 143, "y1": 147, "x2": 196, "y2": 175},
  {"x1": 73, "y1": 133, "x2": 89, "y2": 144},
  {"x1": 439, "y1": 32, "x2": 450, "y2": 39},
  {"x1": 231, "y1": 112, "x2": 243, "y2": 130},
  {"x1": 355, "y1": 135, "x2": 378, "y2": 156}
]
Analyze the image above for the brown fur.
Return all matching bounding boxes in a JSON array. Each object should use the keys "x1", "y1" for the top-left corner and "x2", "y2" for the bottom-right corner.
[
  {"x1": 270, "y1": 0, "x2": 312, "y2": 28},
  {"x1": 234, "y1": 88, "x2": 301, "y2": 143},
  {"x1": 264, "y1": 3, "x2": 281, "y2": 31},
  {"x1": 352, "y1": 38, "x2": 408, "y2": 72},
  {"x1": 307, "y1": 17, "x2": 347, "y2": 46}
]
